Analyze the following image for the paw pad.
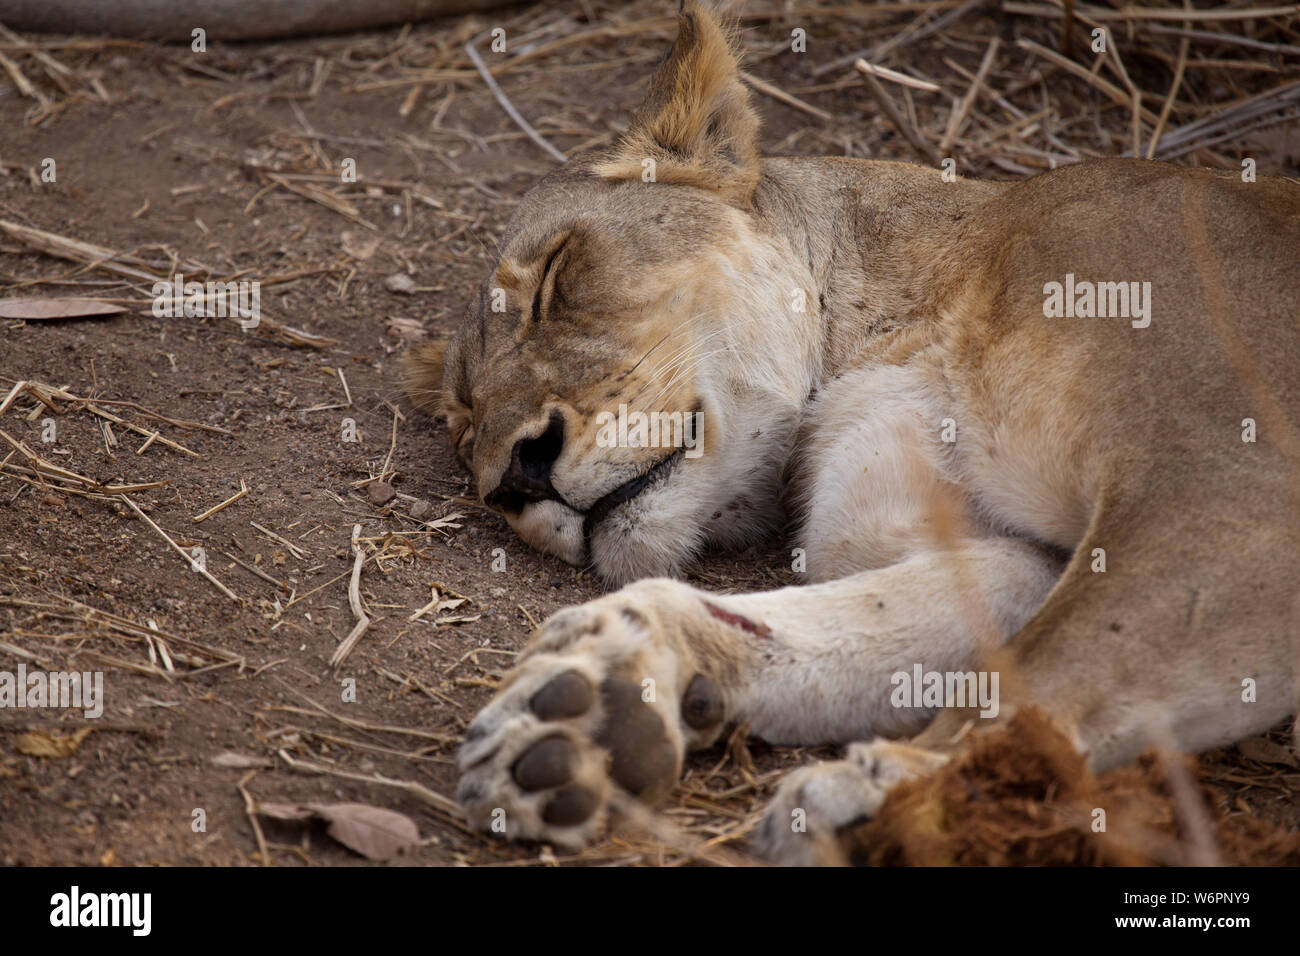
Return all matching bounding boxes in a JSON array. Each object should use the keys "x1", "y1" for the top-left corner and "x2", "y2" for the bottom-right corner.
[
  {"x1": 542, "y1": 785, "x2": 600, "y2": 826},
  {"x1": 596, "y1": 677, "x2": 678, "y2": 800},
  {"x1": 529, "y1": 669, "x2": 594, "y2": 719},
  {"x1": 511, "y1": 736, "x2": 575, "y2": 791},
  {"x1": 681, "y1": 674, "x2": 724, "y2": 730}
]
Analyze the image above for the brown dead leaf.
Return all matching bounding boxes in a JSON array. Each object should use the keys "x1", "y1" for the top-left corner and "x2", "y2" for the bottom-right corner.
[
  {"x1": 255, "y1": 802, "x2": 317, "y2": 822},
  {"x1": 254, "y1": 801, "x2": 419, "y2": 859},
  {"x1": 16, "y1": 727, "x2": 93, "y2": 757},
  {"x1": 1237, "y1": 738, "x2": 1300, "y2": 768},
  {"x1": 0, "y1": 298, "x2": 128, "y2": 320},
  {"x1": 309, "y1": 803, "x2": 419, "y2": 860},
  {"x1": 386, "y1": 316, "x2": 426, "y2": 342},
  {"x1": 340, "y1": 230, "x2": 381, "y2": 260}
]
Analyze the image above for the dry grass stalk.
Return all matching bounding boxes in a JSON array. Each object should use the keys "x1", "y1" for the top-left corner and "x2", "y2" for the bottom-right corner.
[
  {"x1": 118, "y1": 495, "x2": 241, "y2": 603},
  {"x1": 861, "y1": 70, "x2": 943, "y2": 166},
  {"x1": 329, "y1": 524, "x2": 373, "y2": 668},
  {"x1": 853, "y1": 58, "x2": 942, "y2": 93},
  {"x1": 278, "y1": 749, "x2": 462, "y2": 817},
  {"x1": 192, "y1": 480, "x2": 250, "y2": 523},
  {"x1": 940, "y1": 36, "x2": 1000, "y2": 154},
  {"x1": 1003, "y1": 2, "x2": 1300, "y2": 23},
  {"x1": 740, "y1": 70, "x2": 835, "y2": 121},
  {"x1": 465, "y1": 30, "x2": 567, "y2": 163}
]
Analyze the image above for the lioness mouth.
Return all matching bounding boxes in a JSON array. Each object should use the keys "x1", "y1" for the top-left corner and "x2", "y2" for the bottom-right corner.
[{"x1": 582, "y1": 450, "x2": 683, "y2": 539}]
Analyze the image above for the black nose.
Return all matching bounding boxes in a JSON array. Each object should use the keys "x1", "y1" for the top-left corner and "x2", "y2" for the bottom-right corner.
[{"x1": 484, "y1": 412, "x2": 565, "y2": 512}]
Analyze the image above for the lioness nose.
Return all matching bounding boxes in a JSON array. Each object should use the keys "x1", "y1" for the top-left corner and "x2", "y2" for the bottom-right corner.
[{"x1": 484, "y1": 411, "x2": 565, "y2": 510}]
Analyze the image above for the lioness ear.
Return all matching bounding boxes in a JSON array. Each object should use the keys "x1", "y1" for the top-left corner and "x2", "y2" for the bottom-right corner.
[
  {"x1": 594, "y1": 1, "x2": 760, "y2": 206},
  {"x1": 403, "y1": 339, "x2": 448, "y2": 416},
  {"x1": 404, "y1": 336, "x2": 475, "y2": 468}
]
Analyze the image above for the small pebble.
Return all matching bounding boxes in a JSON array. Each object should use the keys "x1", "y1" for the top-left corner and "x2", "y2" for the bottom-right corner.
[{"x1": 383, "y1": 272, "x2": 416, "y2": 294}]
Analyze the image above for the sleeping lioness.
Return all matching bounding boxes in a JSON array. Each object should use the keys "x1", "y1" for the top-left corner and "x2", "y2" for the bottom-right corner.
[{"x1": 406, "y1": 2, "x2": 1300, "y2": 864}]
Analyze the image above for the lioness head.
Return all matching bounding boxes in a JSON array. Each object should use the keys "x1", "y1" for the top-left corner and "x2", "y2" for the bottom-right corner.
[{"x1": 407, "y1": 3, "x2": 817, "y2": 585}]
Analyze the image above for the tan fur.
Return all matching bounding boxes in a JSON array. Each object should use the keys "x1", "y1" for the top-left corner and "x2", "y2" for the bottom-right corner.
[
  {"x1": 407, "y1": 3, "x2": 1300, "y2": 861},
  {"x1": 593, "y1": 5, "x2": 759, "y2": 205}
]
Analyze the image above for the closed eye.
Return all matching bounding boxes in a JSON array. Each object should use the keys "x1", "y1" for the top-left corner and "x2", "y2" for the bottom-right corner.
[{"x1": 531, "y1": 233, "x2": 570, "y2": 323}]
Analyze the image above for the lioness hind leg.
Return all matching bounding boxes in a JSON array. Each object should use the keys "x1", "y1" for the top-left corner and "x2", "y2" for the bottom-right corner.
[
  {"x1": 914, "y1": 497, "x2": 1297, "y2": 771},
  {"x1": 941, "y1": 503, "x2": 1300, "y2": 771},
  {"x1": 755, "y1": 498, "x2": 1300, "y2": 865},
  {"x1": 753, "y1": 739, "x2": 951, "y2": 866}
]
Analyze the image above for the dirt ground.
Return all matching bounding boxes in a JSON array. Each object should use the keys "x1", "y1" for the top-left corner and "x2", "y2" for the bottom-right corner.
[{"x1": 1, "y1": 0, "x2": 1297, "y2": 866}]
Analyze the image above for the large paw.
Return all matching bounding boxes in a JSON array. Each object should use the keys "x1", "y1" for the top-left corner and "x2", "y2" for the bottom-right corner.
[
  {"x1": 456, "y1": 579, "x2": 739, "y2": 849},
  {"x1": 752, "y1": 739, "x2": 949, "y2": 866}
]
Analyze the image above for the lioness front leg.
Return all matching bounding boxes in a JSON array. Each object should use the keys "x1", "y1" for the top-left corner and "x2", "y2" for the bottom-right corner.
[{"x1": 457, "y1": 537, "x2": 1058, "y2": 849}]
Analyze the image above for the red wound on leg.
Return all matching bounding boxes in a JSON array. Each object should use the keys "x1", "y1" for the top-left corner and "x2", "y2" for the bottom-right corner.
[{"x1": 703, "y1": 600, "x2": 772, "y2": 639}]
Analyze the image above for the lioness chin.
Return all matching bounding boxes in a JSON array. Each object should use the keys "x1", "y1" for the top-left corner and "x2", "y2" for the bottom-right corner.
[{"x1": 405, "y1": 2, "x2": 1300, "y2": 864}]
